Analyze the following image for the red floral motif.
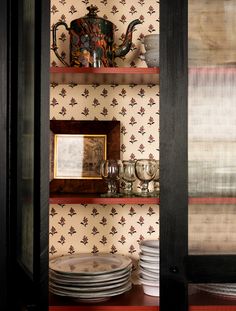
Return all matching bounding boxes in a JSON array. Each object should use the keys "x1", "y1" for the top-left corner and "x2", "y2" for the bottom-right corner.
[
  {"x1": 92, "y1": 245, "x2": 99, "y2": 253},
  {"x1": 68, "y1": 207, "x2": 76, "y2": 216},
  {"x1": 129, "y1": 226, "x2": 137, "y2": 235},
  {"x1": 130, "y1": 134, "x2": 137, "y2": 144},
  {"x1": 119, "y1": 107, "x2": 127, "y2": 116},
  {"x1": 118, "y1": 216, "x2": 126, "y2": 226},
  {"x1": 110, "y1": 226, "x2": 118, "y2": 235},
  {"x1": 118, "y1": 235, "x2": 126, "y2": 244},
  {"x1": 129, "y1": 245, "x2": 136, "y2": 254},
  {"x1": 138, "y1": 126, "x2": 145, "y2": 135},
  {"x1": 68, "y1": 245, "x2": 75, "y2": 254},
  {"x1": 100, "y1": 216, "x2": 107, "y2": 226},
  {"x1": 49, "y1": 226, "x2": 57, "y2": 235},
  {"x1": 58, "y1": 217, "x2": 66, "y2": 226},
  {"x1": 100, "y1": 236, "x2": 107, "y2": 245},
  {"x1": 147, "y1": 225, "x2": 155, "y2": 234},
  {"x1": 91, "y1": 208, "x2": 99, "y2": 217},
  {"x1": 110, "y1": 207, "x2": 118, "y2": 216},
  {"x1": 68, "y1": 226, "x2": 76, "y2": 235},
  {"x1": 58, "y1": 235, "x2": 66, "y2": 245},
  {"x1": 129, "y1": 207, "x2": 136, "y2": 216},
  {"x1": 80, "y1": 235, "x2": 88, "y2": 245},
  {"x1": 91, "y1": 226, "x2": 99, "y2": 235},
  {"x1": 50, "y1": 245, "x2": 57, "y2": 255},
  {"x1": 110, "y1": 245, "x2": 117, "y2": 254},
  {"x1": 50, "y1": 208, "x2": 57, "y2": 217},
  {"x1": 69, "y1": 5, "x2": 77, "y2": 14},
  {"x1": 69, "y1": 97, "x2": 77, "y2": 107},
  {"x1": 81, "y1": 216, "x2": 88, "y2": 227}
]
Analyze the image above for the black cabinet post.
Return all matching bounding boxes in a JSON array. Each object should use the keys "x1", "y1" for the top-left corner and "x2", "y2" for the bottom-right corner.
[{"x1": 160, "y1": 0, "x2": 188, "y2": 310}]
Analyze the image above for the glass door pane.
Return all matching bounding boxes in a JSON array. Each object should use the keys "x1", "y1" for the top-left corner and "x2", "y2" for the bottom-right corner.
[
  {"x1": 188, "y1": 0, "x2": 236, "y2": 255},
  {"x1": 188, "y1": 0, "x2": 236, "y2": 306},
  {"x1": 17, "y1": 0, "x2": 35, "y2": 275}
]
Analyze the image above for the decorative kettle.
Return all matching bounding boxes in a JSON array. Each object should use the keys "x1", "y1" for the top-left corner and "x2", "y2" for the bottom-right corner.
[{"x1": 52, "y1": 5, "x2": 142, "y2": 67}]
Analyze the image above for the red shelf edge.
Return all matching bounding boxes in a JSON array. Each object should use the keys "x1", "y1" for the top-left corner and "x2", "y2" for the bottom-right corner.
[
  {"x1": 50, "y1": 66, "x2": 160, "y2": 74},
  {"x1": 49, "y1": 195, "x2": 236, "y2": 205},
  {"x1": 49, "y1": 307, "x2": 236, "y2": 311},
  {"x1": 49, "y1": 195, "x2": 160, "y2": 205},
  {"x1": 49, "y1": 307, "x2": 158, "y2": 311}
]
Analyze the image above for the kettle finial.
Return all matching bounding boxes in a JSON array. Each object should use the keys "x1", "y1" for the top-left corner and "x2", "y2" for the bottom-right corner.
[{"x1": 86, "y1": 5, "x2": 99, "y2": 17}]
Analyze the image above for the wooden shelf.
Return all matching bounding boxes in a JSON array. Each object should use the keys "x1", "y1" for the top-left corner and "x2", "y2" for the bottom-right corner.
[
  {"x1": 49, "y1": 194, "x2": 236, "y2": 205},
  {"x1": 49, "y1": 285, "x2": 159, "y2": 311},
  {"x1": 49, "y1": 193, "x2": 160, "y2": 205},
  {"x1": 50, "y1": 67, "x2": 159, "y2": 85},
  {"x1": 49, "y1": 286, "x2": 236, "y2": 311}
]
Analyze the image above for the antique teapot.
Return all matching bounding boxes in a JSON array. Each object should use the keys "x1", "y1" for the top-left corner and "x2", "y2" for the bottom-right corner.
[{"x1": 52, "y1": 5, "x2": 141, "y2": 67}]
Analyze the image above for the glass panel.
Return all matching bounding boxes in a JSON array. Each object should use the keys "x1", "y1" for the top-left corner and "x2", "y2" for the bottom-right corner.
[
  {"x1": 188, "y1": 0, "x2": 236, "y2": 254},
  {"x1": 17, "y1": 0, "x2": 35, "y2": 273}
]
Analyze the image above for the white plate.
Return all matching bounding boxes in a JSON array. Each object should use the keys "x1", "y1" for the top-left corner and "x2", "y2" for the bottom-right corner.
[
  {"x1": 139, "y1": 240, "x2": 159, "y2": 255},
  {"x1": 142, "y1": 284, "x2": 159, "y2": 297},
  {"x1": 49, "y1": 267, "x2": 132, "y2": 284},
  {"x1": 139, "y1": 276, "x2": 159, "y2": 286},
  {"x1": 139, "y1": 260, "x2": 159, "y2": 271},
  {"x1": 140, "y1": 267, "x2": 159, "y2": 279},
  {"x1": 140, "y1": 254, "x2": 159, "y2": 263},
  {"x1": 49, "y1": 281, "x2": 132, "y2": 299},
  {"x1": 50, "y1": 278, "x2": 130, "y2": 293},
  {"x1": 49, "y1": 253, "x2": 132, "y2": 275},
  {"x1": 196, "y1": 284, "x2": 236, "y2": 298},
  {"x1": 140, "y1": 269, "x2": 159, "y2": 279}
]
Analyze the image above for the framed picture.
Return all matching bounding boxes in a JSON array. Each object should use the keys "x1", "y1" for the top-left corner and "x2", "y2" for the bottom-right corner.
[{"x1": 50, "y1": 120, "x2": 120, "y2": 194}]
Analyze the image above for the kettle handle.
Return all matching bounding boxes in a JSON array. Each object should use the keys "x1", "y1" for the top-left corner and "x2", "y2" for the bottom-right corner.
[{"x1": 52, "y1": 21, "x2": 70, "y2": 67}]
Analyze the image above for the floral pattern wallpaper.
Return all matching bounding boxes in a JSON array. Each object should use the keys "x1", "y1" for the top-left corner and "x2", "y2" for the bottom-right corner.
[{"x1": 49, "y1": 0, "x2": 160, "y2": 283}]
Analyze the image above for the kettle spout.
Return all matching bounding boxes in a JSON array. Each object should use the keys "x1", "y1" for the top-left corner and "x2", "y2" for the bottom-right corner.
[{"x1": 114, "y1": 19, "x2": 142, "y2": 58}]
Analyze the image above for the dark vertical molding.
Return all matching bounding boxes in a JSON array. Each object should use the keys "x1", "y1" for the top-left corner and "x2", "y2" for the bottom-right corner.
[
  {"x1": 0, "y1": 0, "x2": 8, "y2": 309},
  {"x1": 34, "y1": 0, "x2": 50, "y2": 309},
  {"x1": 160, "y1": 0, "x2": 188, "y2": 310}
]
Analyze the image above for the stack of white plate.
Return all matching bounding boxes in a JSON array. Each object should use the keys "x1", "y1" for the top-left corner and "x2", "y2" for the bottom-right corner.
[
  {"x1": 49, "y1": 253, "x2": 132, "y2": 302},
  {"x1": 139, "y1": 239, "x2": 159, "y2": 296},
  {"x1": 196, "y1": 283, "x2": 236, "y2": 299}
]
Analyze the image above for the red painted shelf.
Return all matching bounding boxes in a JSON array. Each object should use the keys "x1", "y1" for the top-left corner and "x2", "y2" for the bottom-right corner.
[
  {"x1": 49, "y1": 286, "x2": 236, "y2": 311},
  {"x1": 50, "y1": 67, "x2": 160, "y2": 85},
  {"x1": 49, "y1": 194, "x2": 236, "y2": 205},
  {"x1": 49, "y1": 285, "x2": 159, "y2": 311},
  {"x1": 49, "y1": 193, "x2": 160, "y2": 205}
]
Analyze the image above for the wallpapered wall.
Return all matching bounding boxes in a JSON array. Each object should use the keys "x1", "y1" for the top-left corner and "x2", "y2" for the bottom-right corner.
[{"x1": 49, "y1": 0, "x2": 160, "y2": 281}]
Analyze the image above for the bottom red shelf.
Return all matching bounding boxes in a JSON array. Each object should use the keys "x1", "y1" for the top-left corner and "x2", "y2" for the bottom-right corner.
[
  {"x1": 49, "y1": 285, "x2": 236, "y2": 311},
  {"x1": 49, "y1": 285, "x2": 158, "y2": 311}
]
